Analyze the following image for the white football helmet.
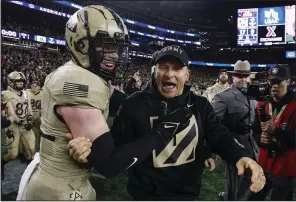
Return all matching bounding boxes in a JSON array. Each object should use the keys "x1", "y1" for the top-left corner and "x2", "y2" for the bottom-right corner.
[
  {"x1": 7, "y1": 71, "x2": 26, "y2": 91},
  {"x1": 65, "y1": 5, "x2": 130, "y2": 81}
]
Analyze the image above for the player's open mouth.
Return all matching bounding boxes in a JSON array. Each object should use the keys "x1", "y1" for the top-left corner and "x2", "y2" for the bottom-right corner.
[
  {"x1": 162, "y1": 81, "x2": 177, "y2": 92},
  {"x1": 101, "y1": 60, "x2": 115, "y2": 71}
]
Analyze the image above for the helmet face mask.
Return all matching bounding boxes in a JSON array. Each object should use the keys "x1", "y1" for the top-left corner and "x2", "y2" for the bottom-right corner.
[
  {"x1": 14, "y1": 80, "x2": 25, "y2": 91},
  {"x1": 89, "y1": 31, "x2": 129, "y2": 80},
  {"x1": 65, "y1": 5, "x2": 130, "y2": 81}
]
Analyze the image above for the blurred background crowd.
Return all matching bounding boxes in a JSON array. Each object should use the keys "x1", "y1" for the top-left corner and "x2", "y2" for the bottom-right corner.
[
  {"x1": 1, "y1": 45, "x2": 220, "y2": 95},
  {"x1": 1, "y1": 1, "x2": 295, "y2": 97}
]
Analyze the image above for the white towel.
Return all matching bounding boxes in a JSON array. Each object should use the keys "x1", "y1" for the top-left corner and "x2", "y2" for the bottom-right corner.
[{"x1": 16, "y1": 152, "x2": 40, "y2": 200}]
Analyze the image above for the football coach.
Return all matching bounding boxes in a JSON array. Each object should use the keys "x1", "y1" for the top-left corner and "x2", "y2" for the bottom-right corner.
[{"x1": 66, "y1": 45, "x2": 266, "y2": 200}]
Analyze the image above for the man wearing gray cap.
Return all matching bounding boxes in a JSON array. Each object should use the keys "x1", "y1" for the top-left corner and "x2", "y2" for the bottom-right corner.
[
  {"x1": 212, "y1": 60, "x2": 259, "y2": 201},
  {"x1": 66, "y1": 49, "x2": 266, "y2": 200}
]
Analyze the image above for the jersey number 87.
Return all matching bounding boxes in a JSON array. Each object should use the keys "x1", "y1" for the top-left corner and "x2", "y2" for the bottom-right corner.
[{"x1": 15, "y1": 101, "x2": 28, "y2": 117}]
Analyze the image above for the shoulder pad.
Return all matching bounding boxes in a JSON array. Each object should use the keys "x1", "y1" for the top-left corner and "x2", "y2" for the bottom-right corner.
[{"x1": 45, "y1": 64, "x2": 110, "y2": 110}]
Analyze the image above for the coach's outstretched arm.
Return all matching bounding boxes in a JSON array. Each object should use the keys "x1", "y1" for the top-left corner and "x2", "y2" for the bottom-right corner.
[{"x1": 58, "y1": 105, "x2": 191, "y2": 178}]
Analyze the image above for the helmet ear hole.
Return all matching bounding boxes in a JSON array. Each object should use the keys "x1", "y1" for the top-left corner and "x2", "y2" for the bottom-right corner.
[
  {"x1": 69, "y1": 37, "x2": 73, "y2": 47},
  {"x1": 74, "y1": 40, "x2": 86, "y2": 54}
]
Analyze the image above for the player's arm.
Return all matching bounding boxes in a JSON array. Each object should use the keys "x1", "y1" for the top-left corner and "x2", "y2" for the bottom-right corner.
[
  {"x1": 1, "y1": 101, "x2": 15, "y2": 128},
  {"x1": 57, "y1": 106, "x2": 163, "y2": 178},
  {"x1": 6, "y1": 101, "x2": 15, "y2": 123},
  {"x1": 2, "y1": 93, "x2": 20, "y2": 124}
]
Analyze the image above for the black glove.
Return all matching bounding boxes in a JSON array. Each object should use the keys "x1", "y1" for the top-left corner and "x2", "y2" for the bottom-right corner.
[
  {"x1": 24, "y1": 123, "x2": 33, "y2": 131},
  {"x1": 6, "y1": 129, "x2": 14, "y2": 139},
  {"x1": 153, "y1": 107, "x2": 192, "y2": 140},
  {"x1": 16, "y1": 120, "x2": 24, "y2": 126},
  {"x1": 1, "y1": 116, "x2": 11, "y2": 129}
]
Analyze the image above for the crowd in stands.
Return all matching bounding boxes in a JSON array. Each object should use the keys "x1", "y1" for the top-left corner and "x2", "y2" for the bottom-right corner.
[
  {"x1": 3, "y1": 1, "x2": 292, "y2": 66},
  {"x1": 1, "y1": 45, "x2": 218, "y2": 93},
  {"x1": 1, "y1": 45, "x2": 70, "y2": 90},
  {"x1": 2, "y1": 1, "x2": 295, "y2": 94},
  {"x1": 2, "y1": 44, "x2": 295, "y2": 95}
]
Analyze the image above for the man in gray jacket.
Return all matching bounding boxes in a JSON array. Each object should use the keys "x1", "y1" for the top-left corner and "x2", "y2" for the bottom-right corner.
[{"x1": 212, "y1": 60, "x2": 259, "y2": 201}]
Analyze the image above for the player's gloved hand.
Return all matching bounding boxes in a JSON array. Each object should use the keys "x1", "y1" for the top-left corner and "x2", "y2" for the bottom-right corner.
[
  {"x1": 24, "y1": 123, "x2": 33, "y2": 131},
  {"x1": 152, "y1": 106, "x2": 192, "y2": 140},
  {"x1": 16, "y1": 120, "x2": 24, "y2": 126},
  {"x1": 6, "y1": 129, "x2": 14, "y2": 139}
]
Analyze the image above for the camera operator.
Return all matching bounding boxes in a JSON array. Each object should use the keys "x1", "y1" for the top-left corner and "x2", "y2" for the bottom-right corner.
[
  {"x1": 212, "y1": 60, "x2": 259, "y2": 201},
  {"x1": 250, "y1": 65, "x2": 296, "y2": 200}
]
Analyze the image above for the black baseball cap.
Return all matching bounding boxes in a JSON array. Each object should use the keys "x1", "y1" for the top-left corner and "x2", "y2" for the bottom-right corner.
[
  {"x1": 155, "y1": 45, "x2": 189, "y2": 67},
  {"x1": 268, "y1": 65, "x2": 291, "y2": 81}
]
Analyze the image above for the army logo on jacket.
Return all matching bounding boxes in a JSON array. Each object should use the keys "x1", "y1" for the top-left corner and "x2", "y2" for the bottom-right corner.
[{"x1": 150, "y1": 115, "x2": 199, "y2": 168}]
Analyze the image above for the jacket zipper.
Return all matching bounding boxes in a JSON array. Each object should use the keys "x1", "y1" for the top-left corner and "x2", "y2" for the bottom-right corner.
[{"x1": 161, "y1": 101, "x2": 177, "y2": 145}]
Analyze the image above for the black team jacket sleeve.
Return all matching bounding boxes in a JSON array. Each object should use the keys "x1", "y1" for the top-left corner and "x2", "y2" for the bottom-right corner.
[
  {"x1": 200, "y1": 96, "x2": 252, "y2": 165},
  {"x1": 87, "y1": 97, "x2": 164, "y2": 178}
]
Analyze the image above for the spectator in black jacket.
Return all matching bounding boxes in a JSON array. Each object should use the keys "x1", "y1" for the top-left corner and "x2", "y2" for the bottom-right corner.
[
  {"x1": 66, "y1": 45, "x2": 266, "y2": 200},
  {"x1": 124, "y1": 71, "x2": 142, "y2": 96}
]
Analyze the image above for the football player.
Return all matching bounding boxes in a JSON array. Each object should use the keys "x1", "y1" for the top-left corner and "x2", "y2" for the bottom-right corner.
[
  {"x1": 2, "y1": 71, "x2": 35, "y2": 165},
  {"x1": 27, "y1": 81, "x2": 42, "y2": 152},
  {"x1": 25, "y1": 6, "x2": 191, "y2": 200}
]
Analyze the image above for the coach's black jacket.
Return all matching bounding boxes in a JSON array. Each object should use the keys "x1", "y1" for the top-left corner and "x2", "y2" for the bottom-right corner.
[{"x1": 111, "y1": 81, "x2": 251, "y2": 200}]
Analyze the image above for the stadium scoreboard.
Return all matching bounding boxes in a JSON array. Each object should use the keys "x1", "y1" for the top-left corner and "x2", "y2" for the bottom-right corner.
[{"x1": 237, "y1": 5, "x2": 295, "y2": 46}]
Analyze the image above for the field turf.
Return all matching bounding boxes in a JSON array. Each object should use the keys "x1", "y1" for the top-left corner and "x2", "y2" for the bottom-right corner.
[{"x1": 91, "y1": 159, "x2": 227, "y2": 201}]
